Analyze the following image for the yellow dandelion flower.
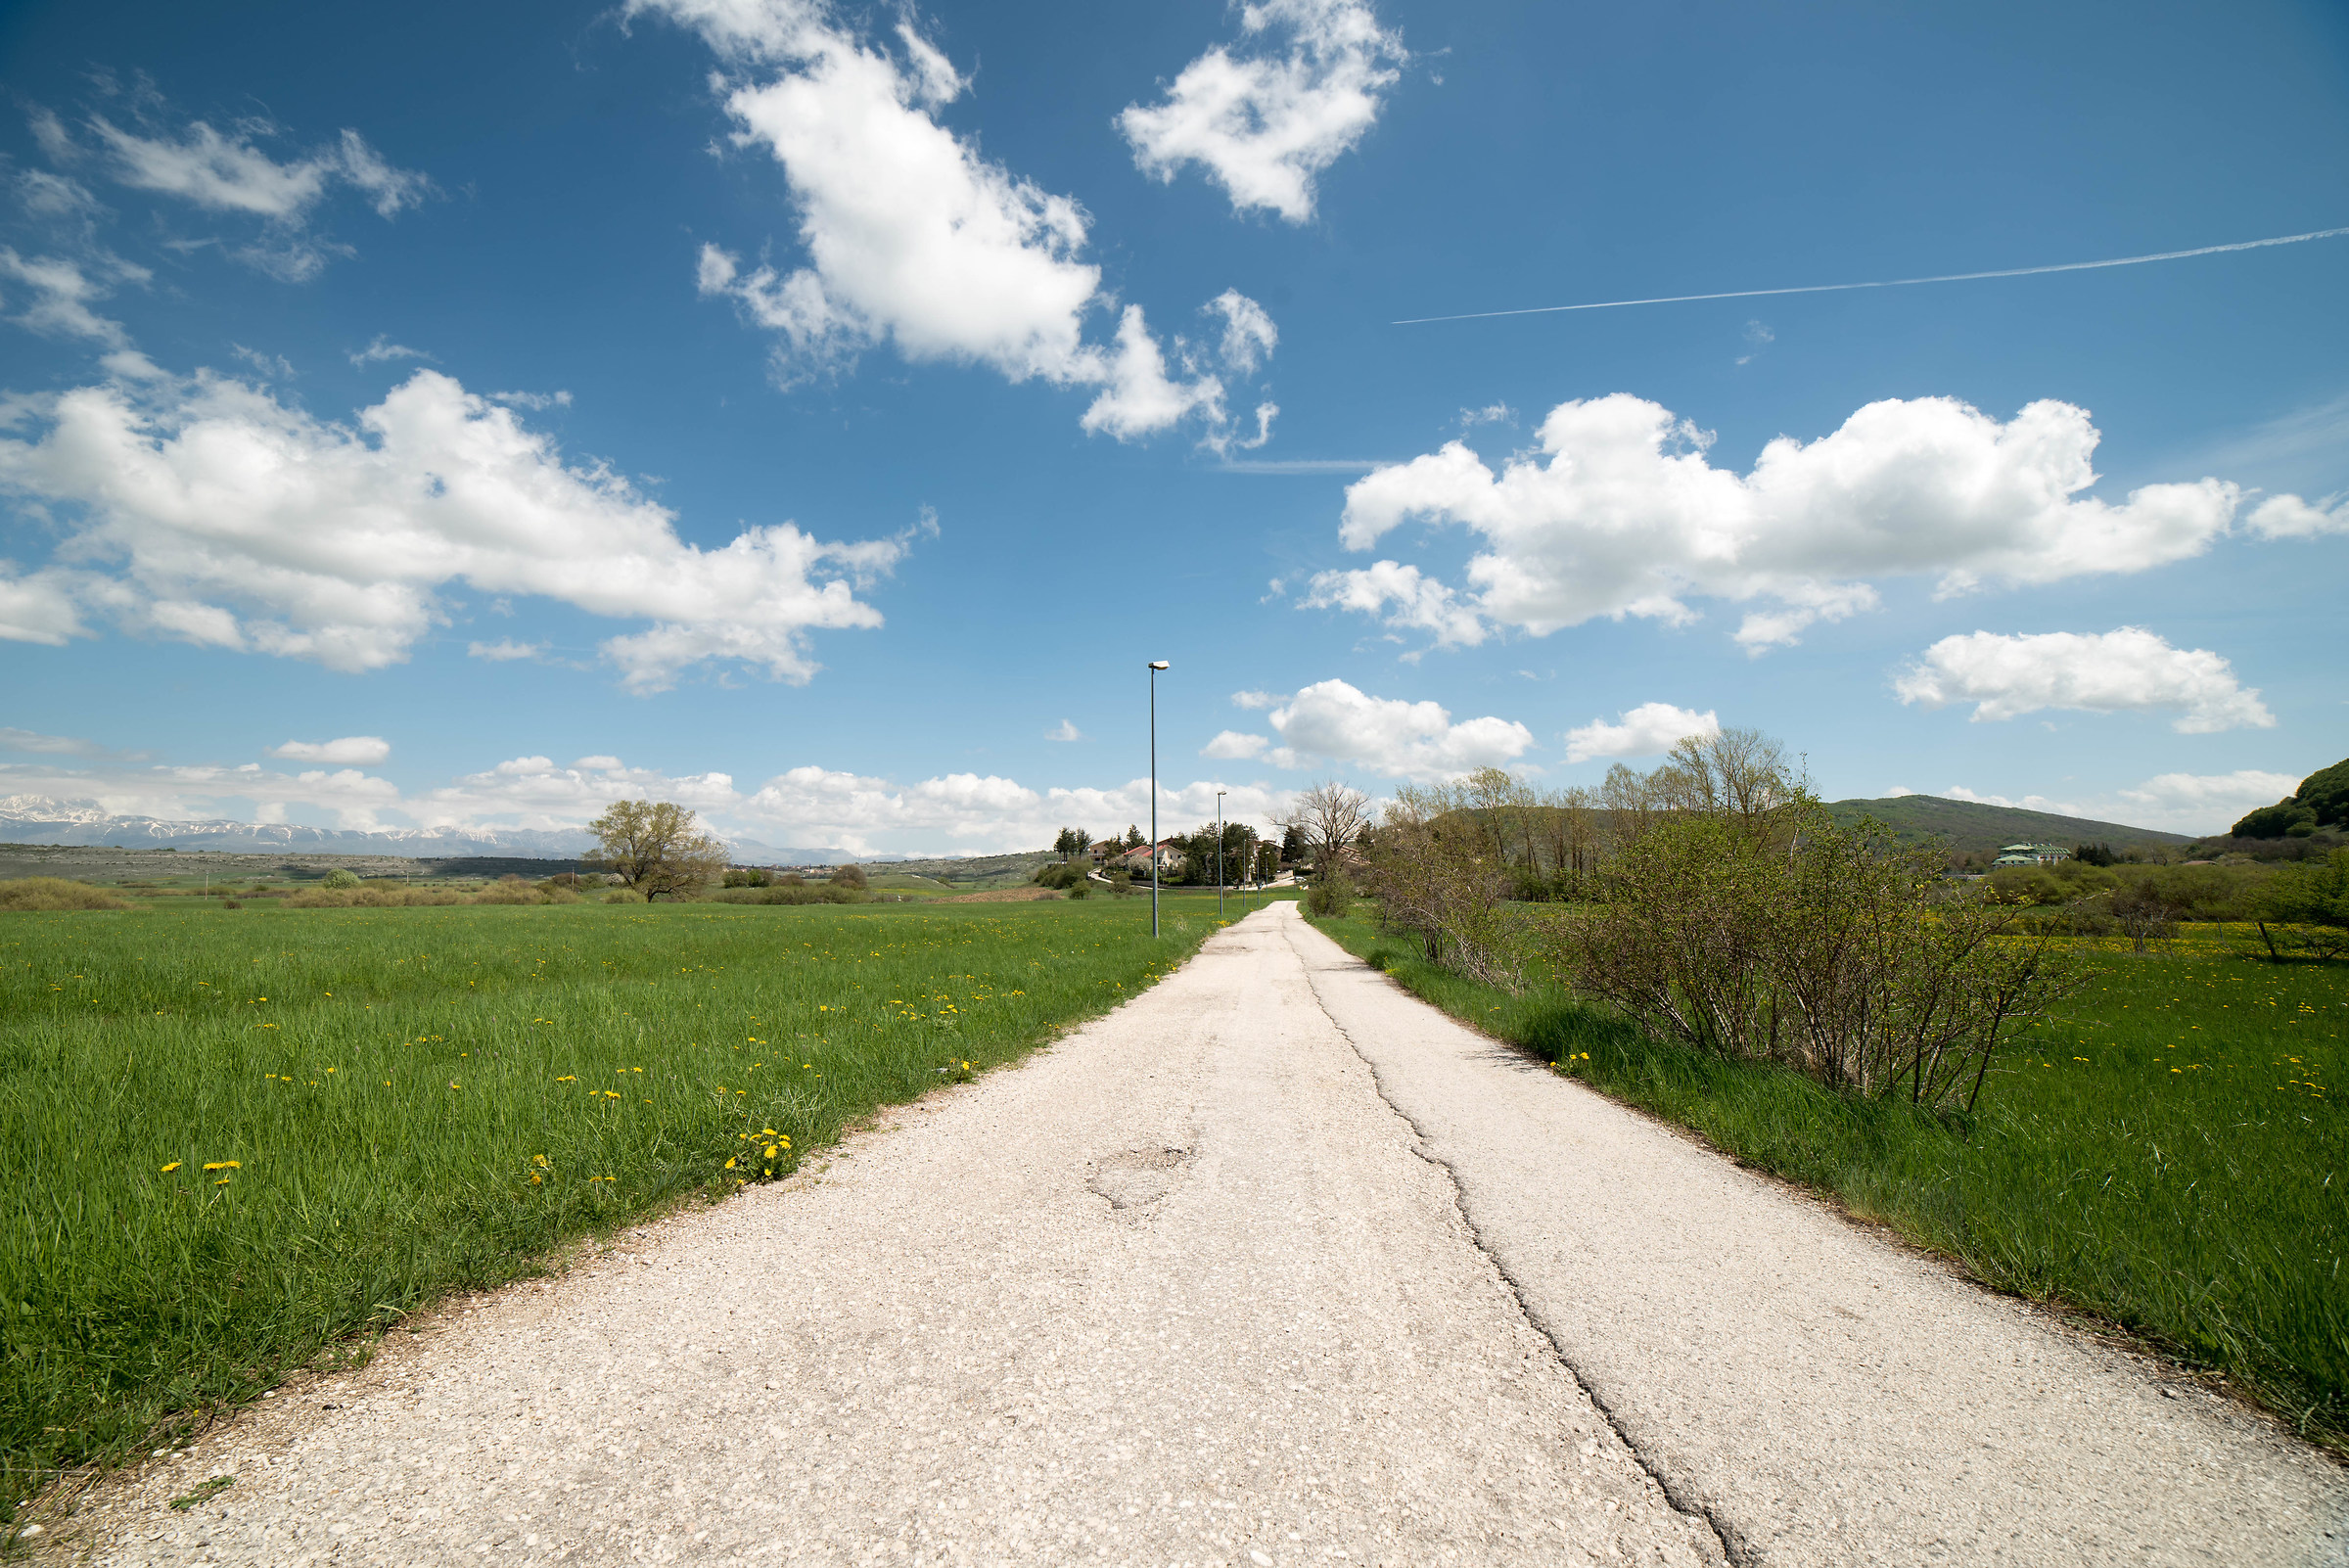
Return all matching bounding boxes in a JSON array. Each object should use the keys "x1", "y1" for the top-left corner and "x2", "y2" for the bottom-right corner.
[
  {"x1": 160, "y1": 1161, "x2": 182, "y2": 1174},
  {"x1": 202, "y1": 1161, "x2": 240, "y2": 1172},
  {"x1": 213, "y1": 1176, "x2": 232, "y2": 1186},
  {"x1": 724, "y1": 1156, "x2": 737, "y2": 1169}
]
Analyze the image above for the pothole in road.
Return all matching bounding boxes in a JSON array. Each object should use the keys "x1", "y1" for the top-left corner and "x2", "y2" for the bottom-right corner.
[{"x1": 1086, "y1": 1146, "x2": 1196, "y2": 1212}]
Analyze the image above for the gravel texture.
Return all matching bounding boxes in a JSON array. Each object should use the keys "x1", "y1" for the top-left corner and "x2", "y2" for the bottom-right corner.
[{"x1": 49, "y1": 904, "x2": 2348, "y2": 1566}]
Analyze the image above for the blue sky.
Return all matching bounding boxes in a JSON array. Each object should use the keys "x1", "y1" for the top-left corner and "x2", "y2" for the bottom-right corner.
[{"x1": 1, "y1": 0, "x2": 2344, "y2": 853}]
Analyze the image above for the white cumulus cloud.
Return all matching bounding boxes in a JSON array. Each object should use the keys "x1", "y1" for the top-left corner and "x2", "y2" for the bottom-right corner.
[
  {"x1": 1236, "y1": 677, "x2": 1532, "y2": 781},
  {"x1": 1314, "y1": 392, "x2": 2331, "y2": 653},
  {"x1": 1562, "y1": 702, "x2": 1721, "y2": 763},
  {"x1": 1895, "y1": 627, "x2": 2275, "y2": 733},
  {"x1": 269, "y1": 735, "x2": 392, "y2": 765},
  {"x1": 1045, "y1": 719, "x2": 1082, "y2": 742},
  {"x1": 1201, "y1": 729, "x2": 1268, "y2": 760},
  {"x1": 1120, "y1": 0, "x2": 1406, "y2": 223},
  {"x1": 0, "y1": 367, "x2": 911, "y2": 691},
  {"x1": 640, "y1": 0, "x2": 1267, "y2": 443}
]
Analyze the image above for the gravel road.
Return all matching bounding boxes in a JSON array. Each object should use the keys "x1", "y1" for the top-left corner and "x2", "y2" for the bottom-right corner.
[{"x1": 56, "y1": 904, "x2": 2348, "y2": 1566}]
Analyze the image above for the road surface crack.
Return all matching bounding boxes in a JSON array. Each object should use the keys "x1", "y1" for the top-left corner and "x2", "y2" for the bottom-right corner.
[{"x1": 1281, "y1": 916, "x2": 1743, "y2": 1568}]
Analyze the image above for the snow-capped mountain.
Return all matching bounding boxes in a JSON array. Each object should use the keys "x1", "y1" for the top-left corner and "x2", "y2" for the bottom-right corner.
[{"x1": 0, "y1": 796, "x2": 850, "y2": 862}]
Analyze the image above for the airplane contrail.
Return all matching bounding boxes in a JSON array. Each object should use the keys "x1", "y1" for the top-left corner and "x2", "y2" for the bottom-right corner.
[{"x1": 1391, "y1": 224, "x2": 2349, "y2": 326}]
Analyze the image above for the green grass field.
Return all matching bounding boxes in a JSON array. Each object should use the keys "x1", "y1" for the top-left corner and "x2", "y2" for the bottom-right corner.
[
  {"x1": 1310, "y1": 911, "x2": 2348, "y2": 1452},
  {"x1": 0, "y1": 897, "x2": 1237, "y2": 1513}
]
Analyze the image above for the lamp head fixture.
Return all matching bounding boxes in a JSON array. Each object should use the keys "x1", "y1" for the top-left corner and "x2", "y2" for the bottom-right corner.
[{"x1": 1148, "y1": 661, "x2": 1169, "y2": 670}]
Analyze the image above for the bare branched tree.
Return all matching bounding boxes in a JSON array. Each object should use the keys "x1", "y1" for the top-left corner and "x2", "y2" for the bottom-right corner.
[{"x1": 1273, "y1": 780, "x2": 1372, "y2": 880}]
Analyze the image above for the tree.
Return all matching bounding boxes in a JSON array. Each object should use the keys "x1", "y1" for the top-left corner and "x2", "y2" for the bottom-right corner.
[
  {"x1": 1174, "y1": 821, "x2": 1257, "y2": 886},
  {"x1": 1052, "y1": 827, "x2": 1090, "y2": 861},
  {"x1": 2234, "y1": 802, "x2": 2318, "y2": 840},
  {"x1": 1274, "y1": 781, "x2": 1372, "y2": 881},
  {"x1": 2298, "y1": 757, "x2": 2349, "y2": 827},
  {"x1": 2231, "y1": 754, "x2": 2349, "y2": 838},
  {"x1": 1124, "y1": 824, "x2": 1146, "y2": 851},
  {"x1": 585, "y1": 801, "x2": 729, "y2": 899},
  {"x1": 829, "y1": 863, "x2": 868, "y2": 891}
]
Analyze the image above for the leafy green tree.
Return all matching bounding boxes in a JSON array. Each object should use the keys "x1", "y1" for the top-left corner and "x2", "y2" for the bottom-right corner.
[
  {"x1": 585, "y1": 801, "x2": 729, "y2": 900},
  {"x1": 2231, "y1": 754, "x2": 2349, "y2": 838},
  {"x1": 1052, "y1": 827, "x2": 1089, "y2": 861},
  {"x1": 1123, "y1": 824, "x2": 1146, "y2": 851},
  {"x1": 2233, "y1": 802, "x2": 2318, "y2": 840},
  {"x1": 829, "y1": 863, "x2": 868, "y2": 891},
  {"x1": 2295, "y1": 757, "x2": 2349, "y2": 828}
]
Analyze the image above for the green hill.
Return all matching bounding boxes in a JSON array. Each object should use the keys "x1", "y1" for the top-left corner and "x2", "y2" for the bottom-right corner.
[{"x1": 1823, "y1": 795, "x2": 2193, "y2": 854}]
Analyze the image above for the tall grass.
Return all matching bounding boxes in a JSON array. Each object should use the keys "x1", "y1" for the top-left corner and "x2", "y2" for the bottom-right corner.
[
  {"x1": 0, "y1": 899, "x2": 1226, "y2": 1512},
  {"x1": 1313, "y1": 912, "x2": 2349, "y2": 1452}
]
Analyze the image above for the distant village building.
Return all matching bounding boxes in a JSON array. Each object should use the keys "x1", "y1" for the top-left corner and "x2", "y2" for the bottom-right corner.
[
  {"x1": 1992, "y1": 843, "x2": 2070, "y2": 867},
  {"x1": 1115, "y1": 840, "x2": 1184, "y2": 875}
]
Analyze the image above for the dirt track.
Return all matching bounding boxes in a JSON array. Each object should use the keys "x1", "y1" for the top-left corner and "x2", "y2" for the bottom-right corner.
[{"x1": 58, "y1": 903, "x2": 2348, "y2": 1566}]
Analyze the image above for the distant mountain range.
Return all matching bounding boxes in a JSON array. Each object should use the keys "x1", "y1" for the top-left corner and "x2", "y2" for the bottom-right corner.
[
  {"x1": 1823, "y1": 795, "x2": 2194, "y2": 853},
  {"x1": 0, "y1": 796, "x2": 855, "y2": 865}
]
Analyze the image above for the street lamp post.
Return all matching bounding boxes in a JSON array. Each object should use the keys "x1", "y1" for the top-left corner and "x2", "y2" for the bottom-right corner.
[
  {"x1": 1216, "y1": 788, "x2": 1226, "y2": 918},
  {"x1": 1148, "y1": 660, "x2": 1169, "y2": 938}
]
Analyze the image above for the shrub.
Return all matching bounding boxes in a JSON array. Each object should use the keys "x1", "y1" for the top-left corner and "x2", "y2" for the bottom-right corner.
[
  {"x1": 322, "y1": 868, "x2": 362, "y2": 890},
  {"x1": 0, "y1": 878, "x2": 131, "y2": 912},
  {"x1": 829, "y1": 864, "x2": 868, "y2": 891},
  {"x1": 1550, "y1": 805, "x2": 2082, "y2": 1111},
  {"x1": 1033, "y1": 862, "x2": 1088, "y2": 891},
  {"x1": 285, "y1": 886, "x2": 468, "y2": 908},
  {"x1": 707, "y1": 884, "x2": 867, "y2": 905},
  {"x1": 1303, "y1": 876, "x2": 1353, "y2": 919},
  {"x1": 2251, "y1": 849, "x2": 2349, "y2": 961},
  {"x1": 722, "y1": 867, "x2": 773, "y2": 889},
  {"x1": 472, "y1": 875, "x2": 544, "y2": 905},
  {"x1": 603, "y1": 889, "x2": 641, "y2": 904},
  {"x1": 1066, "y1": 880, "x2": 1090, "y2": 899}
]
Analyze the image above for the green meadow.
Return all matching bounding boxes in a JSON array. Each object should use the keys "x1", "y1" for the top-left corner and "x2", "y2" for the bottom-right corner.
[
  {"x1": 1311, "y1": 911, "x2": 2348, "y2": 1453},
  {"x1": 0, "y1": 895, "x2": 1246, "y2": 1512}
]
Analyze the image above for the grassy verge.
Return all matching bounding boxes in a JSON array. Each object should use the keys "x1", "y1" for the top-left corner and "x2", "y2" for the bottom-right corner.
[
  {"x1": 1309, "y1": 910, "x2": 2348, "y2": 1453},
  {"x1": 0, "y1": 898, "x2": 1229, "y2": 1514}
]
